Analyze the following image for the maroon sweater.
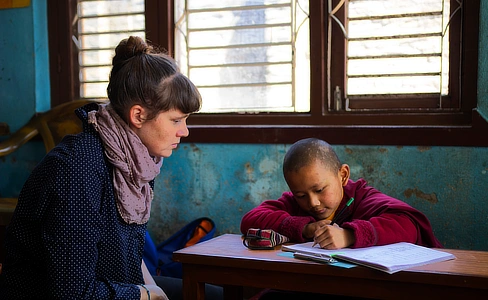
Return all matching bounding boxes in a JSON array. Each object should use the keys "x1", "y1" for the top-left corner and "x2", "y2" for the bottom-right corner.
[{"x1": 240, "y1": 178, "x2": 443, "y2": 248}]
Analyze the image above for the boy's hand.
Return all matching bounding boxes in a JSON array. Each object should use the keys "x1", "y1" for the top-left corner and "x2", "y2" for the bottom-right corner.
[
  {"x1": 302, "y1": 220, "x2": 331, "y2": 240},
  {"x1": 312, "y1": 222, "x2": 355, "y2": 249}
]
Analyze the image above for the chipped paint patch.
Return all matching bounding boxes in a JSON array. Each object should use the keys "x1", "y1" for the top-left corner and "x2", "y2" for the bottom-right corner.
[
  {"x1": 249, "y1": 177, "x2": 276, "y2": 204},
  {"x1": 366, "y1": 165, "x2": 375, "y2": 174},
  {"x1": 189, "y1": 143, "x2": 201, "y2": 152},
  {"x1": 349, "y1": 165, "x2": 363, "y2": 174},
  {"x1": 245, "y1": 162, "x2": 254, "y2": 173},
  {"x1": 258, "y1": 157, "x2": 280, "y2": 175},
  {"x1": 403, "y1": 188, "x2": 438, "y2": 204},
  {"x1": 244, "y1": 162, "x2": 254, "y2": 180},
  {"x1": 417, "y1": 146, "x2": 431, "y2": 152}
]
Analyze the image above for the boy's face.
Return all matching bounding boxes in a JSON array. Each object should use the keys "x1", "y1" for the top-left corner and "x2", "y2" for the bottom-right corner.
[{"x1": 285, "y1": 161, "x2": 349, "y2": 220}]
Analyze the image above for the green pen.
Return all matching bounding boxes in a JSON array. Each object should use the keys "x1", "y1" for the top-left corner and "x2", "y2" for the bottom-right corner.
[
  {"x1": 312, "y1": 197, "x2": 355, "y2": 248},
  {"x1": 329, "y1": 197, "x2": 354, "y2": 226}
]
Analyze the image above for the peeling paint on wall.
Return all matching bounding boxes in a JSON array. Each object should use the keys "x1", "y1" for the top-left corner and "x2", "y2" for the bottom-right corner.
[
  {"x1": 417, "y1": 146, "x2": 432, "y2": 152},
  {"x1": 403, "y1": 188, "x2": 438, "y2": 204}
]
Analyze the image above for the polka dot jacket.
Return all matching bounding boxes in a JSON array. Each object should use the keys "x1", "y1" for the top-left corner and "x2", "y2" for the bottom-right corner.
[{"x1": 1, "y1": 103, "x2": 148, "y2": 299}]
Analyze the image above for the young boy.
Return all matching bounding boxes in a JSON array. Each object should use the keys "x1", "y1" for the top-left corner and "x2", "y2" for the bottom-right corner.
[{"x1": 240, "y1": 138, "x2": 442, "y2": 250}]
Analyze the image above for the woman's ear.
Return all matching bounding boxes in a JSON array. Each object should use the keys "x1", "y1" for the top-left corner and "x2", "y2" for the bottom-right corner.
[
  {"x1": 339, "y1": 164, "x2": 350, "y2": 186},
  {"x1": 128, "y1": 105, "x2": 146, "y2": 129}
]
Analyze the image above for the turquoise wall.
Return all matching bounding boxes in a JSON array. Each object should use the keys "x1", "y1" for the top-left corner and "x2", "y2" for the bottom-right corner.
[
  {"x1": 479, "y1": 0, "x2": 488, "y2": 118},
  {"x1": 0, "y1": 0, "x2": 49, "y2": 200},
  {"x1": 0, "y1": 0, "x2": 50, "y2": 130},
  {"x1": 1, "y1": 1, "x2": 487, "y2": 251}
]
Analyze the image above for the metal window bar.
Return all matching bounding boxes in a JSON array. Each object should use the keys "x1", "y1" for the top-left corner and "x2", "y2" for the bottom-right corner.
[
  {"x1": 176, "y1": 0, "x2": 307, "y2": 112},
  {"x1": 185, "y1": 7, "x2": 294, "y2": 88},
  {"x1": 347, "y1": 7, "x2": 446, "y2": 91},
  {"x1": 329, "y1": 0, "x2": 458, "y2": 111},
  {"x1": 346, "y1": 13, "x2": 444, "y2": 77},
  {"x1": 77, "y1": 0, "x2": 145, "y2": 99}
]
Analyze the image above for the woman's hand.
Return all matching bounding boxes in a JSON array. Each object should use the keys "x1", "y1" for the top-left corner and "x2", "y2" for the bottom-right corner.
[
  {"x1": 140, "y1": 260, "x2": 169, "y2": 299},
  {"x1": 139, "y1": 284, "x2": 169, "y2": 300}
]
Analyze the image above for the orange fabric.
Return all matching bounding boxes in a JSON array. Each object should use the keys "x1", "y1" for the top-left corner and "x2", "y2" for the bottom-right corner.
[{"x1": 185, "y1": 219, "x2": 213, "y2": 247}]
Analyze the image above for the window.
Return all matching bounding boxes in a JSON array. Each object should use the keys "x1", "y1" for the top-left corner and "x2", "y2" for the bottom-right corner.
[
  {"x1": 77, "y1": 0, "x2": 145, "y2": 99},
  {"x1": 341, "y1": 0, "x2": 452, "y2": 109},
  {"x1": 48, "y1": 0, "x2": 486, "y2": 146},
  {"x1": 173, "y1": 0, "x2": 310, "y2": 113}
]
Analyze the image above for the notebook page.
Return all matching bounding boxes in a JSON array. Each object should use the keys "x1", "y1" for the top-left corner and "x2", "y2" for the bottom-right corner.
[{"x1": 282, "y1": 242, "x2": 455, "y2": 274}]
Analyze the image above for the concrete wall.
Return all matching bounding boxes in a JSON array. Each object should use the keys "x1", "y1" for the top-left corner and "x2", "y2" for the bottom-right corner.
[{"x1": 1, "y1": 1, "x2": 487, "y2": 251}]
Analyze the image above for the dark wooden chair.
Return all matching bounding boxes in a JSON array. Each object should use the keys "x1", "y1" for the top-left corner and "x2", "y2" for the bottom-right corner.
[{"x1": 0, "y1": 100, "x2": 98, "y2": 157}]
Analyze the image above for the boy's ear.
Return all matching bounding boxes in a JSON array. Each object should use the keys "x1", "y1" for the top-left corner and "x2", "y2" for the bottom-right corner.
[
  {"x1": 340, "y1": 164, "x2": 350, "y2": 186},
  {"x1": 128, "y1": 105, "x2": 146, "y2": 129}
]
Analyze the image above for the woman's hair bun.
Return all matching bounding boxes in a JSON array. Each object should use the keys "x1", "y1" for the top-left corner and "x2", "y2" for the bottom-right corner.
[{"x1": 113, "y1": 36, "x2": 153, "y2": 65}]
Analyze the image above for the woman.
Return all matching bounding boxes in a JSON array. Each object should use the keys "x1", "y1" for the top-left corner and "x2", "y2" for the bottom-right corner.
[{"x1": 1, "y1": 36, "x2": 205, "y2": 299}]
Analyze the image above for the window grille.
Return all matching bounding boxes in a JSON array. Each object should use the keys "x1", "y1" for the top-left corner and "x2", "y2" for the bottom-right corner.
[
  {"x1": 174, "y1": 0, "x2": 310, "y2": 113},
  {"x1": 74, "y1": 0, "x2": 460, "y2": 113},
  {"x1": 77, "y1": 0, "x2": 145, "y2": 99},
  {"x1": 329, "y1": 0, "x2": 456, "y2": 111}
]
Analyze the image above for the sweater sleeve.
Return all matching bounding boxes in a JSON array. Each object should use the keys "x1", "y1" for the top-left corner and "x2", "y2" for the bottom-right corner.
[
  {"x1": 40, "y1": 150, "x2": 141, "y2": 299},
  {"x1": 240, "y1": 192, "x2": 316, "y2": 242},
  {"x1": 339, "y1": 178, "x2": 443, "y2": 248},
  {"x1": 341, "y1": 213, "x2": 418, "y2": 248}
]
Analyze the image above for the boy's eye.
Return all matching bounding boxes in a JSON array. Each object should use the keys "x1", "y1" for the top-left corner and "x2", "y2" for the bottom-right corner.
[{"x1": 315, "y1": 188, "x2": 324, "y2": 193}]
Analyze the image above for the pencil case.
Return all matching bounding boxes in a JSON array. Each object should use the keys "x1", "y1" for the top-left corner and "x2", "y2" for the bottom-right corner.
[{"x1": 243, "y1": 228, "x2": 290, "y2": 250}]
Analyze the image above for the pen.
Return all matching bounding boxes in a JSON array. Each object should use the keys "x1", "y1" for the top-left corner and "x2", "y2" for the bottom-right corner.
[
  {"x1": 312, "y1": 197, "x2": 354, "y2": 248},
  {"x1": 293, "y1": 252, "x2": 337, "y2": 264},
  {"x1": 330, "y1": 197, "x2": 354, "y2": 226}
]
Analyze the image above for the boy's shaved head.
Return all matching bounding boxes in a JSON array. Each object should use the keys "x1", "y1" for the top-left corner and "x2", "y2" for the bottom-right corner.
[{"x1": 283, "y1": 138, "x2": 341, "y2": 174}]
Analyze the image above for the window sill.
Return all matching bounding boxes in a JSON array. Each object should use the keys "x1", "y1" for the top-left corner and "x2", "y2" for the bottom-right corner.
[{"x1": 185, "y1": 109, "x2": 488, "y2": 146}]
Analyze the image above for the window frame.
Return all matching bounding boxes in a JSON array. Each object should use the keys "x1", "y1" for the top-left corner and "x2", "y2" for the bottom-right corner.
[{"x1": 48, "y1": 0, "x2": 487, "y2": 146}]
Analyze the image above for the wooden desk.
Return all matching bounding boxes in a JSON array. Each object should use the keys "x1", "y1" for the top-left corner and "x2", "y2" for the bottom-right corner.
[{"x1": 173, "y1": 234, "x2": 488, "y2": 300}]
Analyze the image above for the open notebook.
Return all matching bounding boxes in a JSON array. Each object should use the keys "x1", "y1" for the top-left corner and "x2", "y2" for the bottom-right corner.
[{"x1": 282, "y1": 242, "x2": 455, "y2": 274}]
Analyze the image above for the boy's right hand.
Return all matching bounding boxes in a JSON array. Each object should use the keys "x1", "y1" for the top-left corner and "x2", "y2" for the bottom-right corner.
[
  {"x1": 302, "y1": 220, "x2": 330, "y2": 240},
  {"x1": 307, "y1": 221, "x2": 355, "y2": 249}
]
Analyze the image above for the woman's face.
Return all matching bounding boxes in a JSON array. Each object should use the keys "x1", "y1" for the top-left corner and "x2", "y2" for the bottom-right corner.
[
  {"x1": 134, "y1": 108, "x2": 190, "y2": 158},
  {"x1": 285, "y1": 161, "x2": 348, "y2": 220}
]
